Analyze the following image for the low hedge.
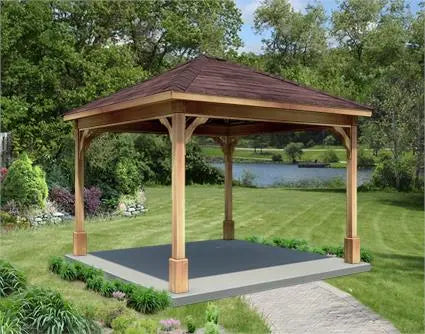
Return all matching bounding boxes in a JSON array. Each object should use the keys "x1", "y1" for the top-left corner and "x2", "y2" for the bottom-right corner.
[
  {"x1": 246, "y1": 236, "x2": 373, "y2": 263},
  {"x1": 48, "y1": 257, "x2": 171, "y2": 314}
]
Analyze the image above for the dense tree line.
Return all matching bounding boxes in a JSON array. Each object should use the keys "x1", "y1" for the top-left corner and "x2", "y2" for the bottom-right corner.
[{"x1": 1, "y1": 0, "x2": 423, "y2": 191}]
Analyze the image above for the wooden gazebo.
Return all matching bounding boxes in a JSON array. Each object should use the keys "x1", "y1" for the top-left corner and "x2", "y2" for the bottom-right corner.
[{"x1": 64, "y1": 55, "x2": 372, "y2": 294}]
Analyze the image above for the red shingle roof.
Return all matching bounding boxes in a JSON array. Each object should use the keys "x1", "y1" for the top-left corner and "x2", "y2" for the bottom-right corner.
[{"x1": 67, "y1": 55, "x2": 372, "y2": 115}]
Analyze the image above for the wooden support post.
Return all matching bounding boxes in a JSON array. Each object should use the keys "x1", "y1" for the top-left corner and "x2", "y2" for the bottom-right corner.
[
  {"x1": 73, "y1": 124, "x2": 87, "y2": 256},
  {"x1": 344, "y1": 124, "x2": 360, "y2": 263},
  {"x1": 214, "y1": 136, "x2": 238, "y2": 240}
]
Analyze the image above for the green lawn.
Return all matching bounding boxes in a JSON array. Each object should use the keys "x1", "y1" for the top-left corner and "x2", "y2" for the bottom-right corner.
[
  {"x1": 1, "y1": 186, "x2": 423, "y2": 333},
  {"x1": 201, "y1": 145, "x2": 348, "y2": 164}
]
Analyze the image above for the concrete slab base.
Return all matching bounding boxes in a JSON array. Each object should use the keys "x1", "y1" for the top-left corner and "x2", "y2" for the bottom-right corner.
[{"x1": 66, "y1": 240, "x2": 370, "y2": 306}]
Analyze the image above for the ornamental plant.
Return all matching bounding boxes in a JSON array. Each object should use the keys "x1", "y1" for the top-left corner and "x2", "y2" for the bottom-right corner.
[
  {"x1": 159, "y1": 318, "x2": 180, "y2": 332},
  {"x1": 0, "y1": 260, "x2": 26, "y2": 297},
  {"x1": 1, "y1": 153, "x2": 48, "y2": 208}
]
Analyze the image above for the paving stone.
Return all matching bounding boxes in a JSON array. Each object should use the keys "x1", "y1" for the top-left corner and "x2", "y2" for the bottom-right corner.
[{"x1": 244, "y1": 281, "x2": 399, "y2": 334}]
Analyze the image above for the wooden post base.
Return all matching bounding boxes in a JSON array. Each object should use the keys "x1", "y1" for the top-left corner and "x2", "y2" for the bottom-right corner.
[
  {"x1": 344, "y1": 237, "x2": 360, "y2": 264},
  {"x1": 73, "y1": 231, "x2": 87, "y2": 256},
  {"x1": 223, "y1": 220, "x2": 235, "y2": 240},
  {"x1": 169, "y1": 258, "x2": 189, "y2": 293}
]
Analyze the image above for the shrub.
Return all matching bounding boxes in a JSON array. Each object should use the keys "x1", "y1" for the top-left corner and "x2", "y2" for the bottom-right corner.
[
  {"x1": 372, "y1": 151, "x2": 416, "y2": 191},
  {"x1": 111, "y1": 314, "x2": 138, "y2": 334},
  {"x1": 100, "y1": 280, "x2": 116, "y2": 297},
  {"x1": 0, "y1": 211, "x2": 17, "y2": 226},
  {"x1": 358, "y1": 148, "x2": 375, "y2": 167},
  {"x1": 124, "y1": 319, "x2": 157, "y2": 334},
  {"x1": 85, "y1": 186, "x2": 102, "y2": 215},
  {"x1": 49, "y1": 186, "x2": 75, "y2": 214},
  {"x1": 17, "y1": 287, "x2": 99, "y2": 333},
  {"x1": 0, "y1": 310, "x2": 22, "y2": 334},
  {"x1": 320, "y1": 149, "x2": 339, "y2": 163},
  {"x1": 185, "y1": 315, "x2": 196, "y2": 333},
  {"x1": 322, "y1": 245, "x2": 344, "y2": 257},
  {"x1": 0, "y1": 260, "x2": 26, "y2": 297},
  {"x1": 49, "y1": 186, "x2": 102, "y2": 216},
  {"x1": 116, "y1": 158, "x2": 142, "y2": 195},
  {"x1": 86, "y1": 276, "x2": 105, "y2": 293},
  {"x1": 204, "y1": 321, "x2": 220, "y2": 334},
  {"x1": 284, "y1": 142, "x2": 304, "y2": 163},
  {"x1": 240, "y1": 169, "x2": 256, "y2": 187},
  {"x1": 75, "y1": 263, "x2": 103, "y2": 282},
  {"x1": 48, "y1": 256, "x2": 65, "y2": 274},
  {"x1": 272, "y1": 153, "x2": 283, "y2": 162},
  {"x1": 126, "y1": 287, "x2": 171, "y2": 314},
  {"x1": 1, "y1": 153, "x2": 48, "y2": 208},
  {"x1": 159, "y1": 318, "x2": 180, "y2": 331},
  {"x1": 104, "y1": 304, "x2": 126, "y2": 328},
  {"x1": 59, "y1": 262, "x2": 78, "y2": 281},
  {"x1": 361, "y1": 249, "x2": 373, "y2": 263},
  {"x1": 323, "y1": 135, "x2": 337, "y2": 146},
  {"x1": 205, "y1": 303, "x2": 219, "y2": 324}
]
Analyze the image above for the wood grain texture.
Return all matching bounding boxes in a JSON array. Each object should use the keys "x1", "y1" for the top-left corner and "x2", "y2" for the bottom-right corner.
[
  {"x1": 169, "y1": 258, "x2": 189, "y2": 293},
  {"x1": 73, "y1": 124, "x2": 86, "y2": 255},
  {"x1": 345, "y1": 125, "x2": 359, "y2": 263}
]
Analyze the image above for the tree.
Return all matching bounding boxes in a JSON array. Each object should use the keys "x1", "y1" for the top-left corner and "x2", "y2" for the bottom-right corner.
[
  {"x1": 255, "y1": 0, "x2": 327, "y2": 69},
  {"x1": 284, "y1": 142, "x2": 304, "y2": 163}
]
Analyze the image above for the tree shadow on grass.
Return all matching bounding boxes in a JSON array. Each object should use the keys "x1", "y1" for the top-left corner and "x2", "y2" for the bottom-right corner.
[
  {"x1": 377, "y1": 194, "x2": 424, "y2": 211},
  {"x1": 375, "y1": 252, "x2": 424, "y2": 278}
]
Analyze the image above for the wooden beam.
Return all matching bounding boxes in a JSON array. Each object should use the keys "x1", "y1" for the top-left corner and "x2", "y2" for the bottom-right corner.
[
  {"x1": 173, "y1": 92, "x2": 372, "y2": 117},
  {"x1": 73, "y1": 124, "x2": 87, "y2": 256},
  {"x1": 169, "y1": 112, "x2": 189, "y2": 293},
  {"x1": 77, "y1": 102, "x2": 172, "y2": 130},
  {"x1": 185, "y1": 101, "x2": 353, "y2": 127},
  {"x1": 214, "y1": 136, "x2": 238, "y2": 240},
  {"x1": 344, "y1": 124, "x2": 360, "y2": 264}
]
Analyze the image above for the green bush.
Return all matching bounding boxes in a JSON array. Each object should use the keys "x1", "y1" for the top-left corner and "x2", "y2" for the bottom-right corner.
[
  {"x1": 86, "y1": 276, "x2": 105, "y2": 293},
  {"x1": 124, "y1": 319, "x2": 157, "y2": 334},
  {"x1": 320, "y1": 149, "x2": 339, "y2": 163},
  {"x1": 18, "y1": 287, "x2": 99, "y2": 333},
  {"x1": 0, "y1": 260, "x2": 26, "y2": 297},
  {"x1": 100, "y1": 280, "x2": 116, "y2": 297},
  {"x1": 126, "y1": 287, "x2": 170, "y2": 314},
  {"x1": 284, "y1": 142, "x2": 304, "y2": 163},
  {"x1": 205, "y1": 303, "x2": 219, "y2": 324},
  {"x1": 111, "y1": 314, "x2": 138, "y2": 334},
  {"x1": 116, "y1": 158, "x2": 142, "y2": 195},
  {"x1": 185, "y1": 315, "x2": 196, "y2": 333},
  {"x1": 240, "y1": 169, "x2": 256, "y2": 187},
  {"x1": 48, "y1": 256, "x2": 65, "y2": 275},
  {"x1": 1, "y1": 153, "x2": 48, "y2": 208},
  {"x1": 358, "y1": 148, "x2": 375, "y2": 167},
  {"x1": 247, "y1": 236, "x2": 373, "y2": 263},
  {"x1": 75, "y1": 263, "x2": 103, "y2": 282},
  {"x1": 104, "y1": 304, "x2": 126, "y2": 328},
  {"x1": 372, "y1": 151, "x2": 416, "y2": 191},
  {"x1": 204, "y1": 321, "x2": 220, "y2": 334},
  {"x1": 323, "y1": 135, "x2": 337, "y2": 146},
  {"x1": 0, "y1": 310, "x2": 22, "y2": 334},
  {"x1": 271, "y1": 153, "x2": 283, "y2": 162},
  {"x1": 59, "y1": 262, "x2": 78, "y2": 281}
]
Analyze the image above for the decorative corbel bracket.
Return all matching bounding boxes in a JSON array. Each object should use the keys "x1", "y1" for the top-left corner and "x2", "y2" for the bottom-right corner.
[
  {"x1": 332, "y1": 126, "x2": 351, "y2": 159},
  {"x1": 213, "y1": 136, "x2": 239, "y2": 155},
  {"x1": 159, "y1": 116, "x2": 208, "y2": 143}
]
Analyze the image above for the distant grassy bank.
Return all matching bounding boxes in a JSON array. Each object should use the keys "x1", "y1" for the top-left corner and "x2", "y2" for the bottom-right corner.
[{"x1": 201, "y1": 145, "x2": 348, "y2": 166}]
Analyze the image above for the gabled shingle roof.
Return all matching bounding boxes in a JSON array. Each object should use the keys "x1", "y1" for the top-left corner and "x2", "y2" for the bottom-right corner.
[{"x1": 67, "y1": 55, "x2": 372, "y2": 115}]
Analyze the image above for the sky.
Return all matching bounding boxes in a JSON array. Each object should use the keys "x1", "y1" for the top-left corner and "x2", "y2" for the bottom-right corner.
[{"x1": 235, "y1": 0, "x2": 422, "y2": 54}]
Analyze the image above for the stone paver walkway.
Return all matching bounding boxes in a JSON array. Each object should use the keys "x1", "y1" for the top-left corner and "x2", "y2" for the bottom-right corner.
[{"x1": 245, "y1": 281, "x2": 399, "y2": 334}]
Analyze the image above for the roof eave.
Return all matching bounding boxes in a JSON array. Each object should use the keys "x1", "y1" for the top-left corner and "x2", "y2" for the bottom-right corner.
[{"x1": 63, "y1": 90, "x2": 372, "y2": 122}]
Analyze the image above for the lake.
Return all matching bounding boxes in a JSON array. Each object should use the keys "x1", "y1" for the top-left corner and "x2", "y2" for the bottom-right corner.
[{"x1": 211, "y1": 162, "x2": 373, "y2": 187}]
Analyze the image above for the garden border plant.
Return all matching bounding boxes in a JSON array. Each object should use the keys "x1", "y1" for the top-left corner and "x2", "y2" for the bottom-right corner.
[
  {"x1": 48, "y1": 256, "x2": 171, "y2": 314},
  {"x1": 245, "y1": 236, "x2": 373, "y2": 263}
]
